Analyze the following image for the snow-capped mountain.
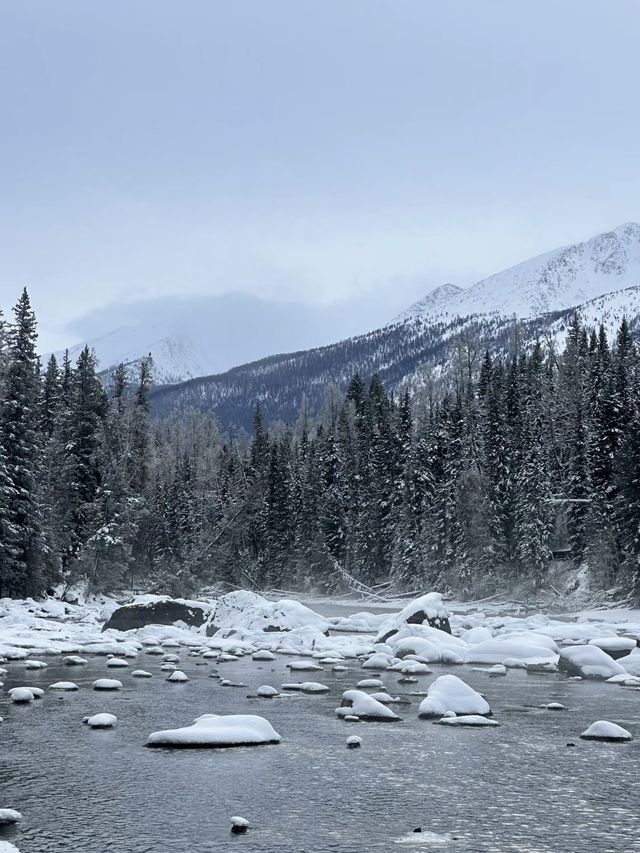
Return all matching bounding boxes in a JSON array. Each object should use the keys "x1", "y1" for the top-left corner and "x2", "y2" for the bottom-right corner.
[{"x1": 398, "y1": 222, "x2": 640, "y2": 324}]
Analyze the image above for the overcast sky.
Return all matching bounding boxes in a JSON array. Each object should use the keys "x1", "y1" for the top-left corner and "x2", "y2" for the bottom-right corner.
[{"x1": 1, "y1": 0, "x2": 639, "y2": 353}]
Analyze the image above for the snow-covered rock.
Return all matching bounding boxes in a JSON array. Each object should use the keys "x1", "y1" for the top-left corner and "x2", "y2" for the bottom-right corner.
[
  {"x1": 166, "y1": 670, "x2": 189, "y2": 682},
  {"x1": 361, "y1": 652, "x2": 395, "y2": 670},
  {"x1": 24, "y1": 660, "x2": 47, "y2": 669},
  {"x1": 346, "y1": 735, "x2": 362, "y2": 748},
  {"x1": 436, "y1": 715, "x2": 500, "y2": 727},
  {"x1": 64, "y1": 656, "x2": 87, "y2": 666},
  {"x1": 207, "y1": 591, "x2": 330, "y2": 636},
  {"x1": 588, "y1": 637, "x2": 637, "y2": 659},
  {"x1": 418, "y1": 675, "x2": 491, "y2": 718},
  {"x1": 106, "y1": 657, "x2": 129, "y2": 668},
  {"x1": 0, "y1": 809, "x2": 22, "y2": 825},
  {"x1": 580, "y1": 721, "x2": 633, "y2": 741},
  {"x1": 9, "y1": 687, "x2": 35, "y2": 704},
  {"x1": 335, "y1": 690, "x2": 400, "y2": 721},
  {"x1": 252, "y1": 650, "x2": 276, "y2": 661},
  {"x1": 616, "y1": 650, "x2": 640, "y2": 677},
  {"x1": 86, "y1": 713, "x2": 117, "y2": 728},
  {"x1": 356, "y1": 678, "x2": 385, "y2": 689},
  {"x1": 256, "y1": 685, "x2": 279, "y2": 698},
  {"x1": 48, "y1": 681, "x2": 78, "y2": 691},
  {"x1": 559, "y1": 645, "x2": 626, "y2": 679},
  {"x1": 147, "y1": 714, "x2": 281, "y2": 747},
  {"x1": 375, "y1": 593, "x2": 451, "y2": 644},
  {"x1": 286, "y1": 660, "x2": 323, "y2": 672},
  {"x1": 131, "y1": 670, "x2": 152, "y2": 678},
  {"x1": 466, "y1": 639, "x2": 558, "y2": 668},
  {"x1": 280, "y1": 682, "x2": 330, "y2": 693},
  {"x1": 103, "y1": 595, "x2": 214, "y2": 632},
  {"x1": 93, "y1": 679, "x2": 122, "y2": 691}
]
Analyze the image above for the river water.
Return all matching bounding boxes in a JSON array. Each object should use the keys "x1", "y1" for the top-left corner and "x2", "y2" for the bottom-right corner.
[{"x1": 1, "y1": 627, "x2": 640, "y2": 852}]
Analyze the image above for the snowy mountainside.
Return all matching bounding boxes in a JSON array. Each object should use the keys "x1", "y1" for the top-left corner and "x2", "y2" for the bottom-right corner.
[
  {"x1": 399, "y1": 223, "x2": 640, "y2": 324},
  {"x1": 51, "y1": 323, "x2": 209, "y2": 385}
]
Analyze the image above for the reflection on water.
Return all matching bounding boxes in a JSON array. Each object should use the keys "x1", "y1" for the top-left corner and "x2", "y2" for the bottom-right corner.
[{"x1": 1, "y1": 648, "x2": 639, "y2": 852}]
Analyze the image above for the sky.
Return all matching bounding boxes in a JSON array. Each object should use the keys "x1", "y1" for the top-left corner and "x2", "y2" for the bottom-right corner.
[{"x1": 1, "y1": 0, "x2": 640, "y2": 356}]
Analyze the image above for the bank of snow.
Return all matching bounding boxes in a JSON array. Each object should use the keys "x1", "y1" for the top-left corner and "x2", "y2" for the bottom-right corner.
[{"x1": 146, "y1": 714, "x2": 281, "y2": 747}]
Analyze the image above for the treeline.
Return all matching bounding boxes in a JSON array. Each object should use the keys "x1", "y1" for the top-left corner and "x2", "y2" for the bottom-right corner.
[{"x1": 1, "y1": 288, "x2": 640, "y2": 601}]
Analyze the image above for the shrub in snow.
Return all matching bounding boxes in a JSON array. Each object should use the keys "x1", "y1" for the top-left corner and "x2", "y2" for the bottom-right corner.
[
  {"x1": 375, "y1": 593, "x2": 451, "y2": 644},
  {"x1": 580, "y1": 721, "x2": 633, "y2": 741},
  {"x1": 436, "y1": 715, "x2": 500, "y2": 727},
  {"x1": 93, "y1": 679, "x2": 122, "y2": 691},
  {"x1": 131, "y1": 670, "x2": 152, "y2": 678},
  {"x1": 49, "y1": 681, "x2": 79, "y2": 691},
  {"x1": 86, "y1": 713, "x2": 117, "y2": 728},
  {"x1": 0, "y1": 809, "x2": 22, "y2": 825},
  {"x1": 147, "y1": 713, "x2": 281, "y2": 747},
  {"x1": 418, "y1": 675, "x2": 491, "y2": 718},
  {"x1": 346, "y1": 736, "x2": 362, "y2": 748},
  {"x1": 166, "y1": 670, "x2": 189, "y2": 682},
  {"x1": 335, "y1": 690, "x2": 400, "y2": 721},
  {"x1": 256, "y1": 685, "x2": 279, "y2": 698},
  {"x1": 559, "y1": 646, "x2": 626, "y2": 680}
]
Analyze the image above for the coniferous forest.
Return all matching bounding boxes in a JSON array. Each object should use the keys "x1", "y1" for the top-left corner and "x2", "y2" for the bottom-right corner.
[{"x1": 1, "y1": 287, "x2": 640, "y2": 602}]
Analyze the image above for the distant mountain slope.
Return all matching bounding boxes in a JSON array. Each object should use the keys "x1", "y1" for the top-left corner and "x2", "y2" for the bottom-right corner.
[
  {"x1": 148, "y1": 309, "x2": 568, "y2": 430},
  {"x1": 398, "y1": 223, "x2": 640, "y2": 323}
]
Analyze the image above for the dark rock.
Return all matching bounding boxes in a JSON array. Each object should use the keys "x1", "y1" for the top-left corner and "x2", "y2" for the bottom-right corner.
[{"x1": 103, "y1": 598, "x2": 212, "y2": 632}]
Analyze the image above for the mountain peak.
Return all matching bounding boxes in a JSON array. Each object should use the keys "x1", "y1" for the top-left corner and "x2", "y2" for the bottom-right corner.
[{"x1": 399, "y1": 223, "x2": 640, "y2": 324}]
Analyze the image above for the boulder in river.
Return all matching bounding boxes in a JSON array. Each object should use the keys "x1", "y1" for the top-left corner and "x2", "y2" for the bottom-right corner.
[{"x1": 102, "y1": 595, "x2": 213, "y2": 632}]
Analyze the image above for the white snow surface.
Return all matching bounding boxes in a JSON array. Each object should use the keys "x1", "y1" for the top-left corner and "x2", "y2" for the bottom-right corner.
[
  {"x1": 418, "y1": 675, "x2": 491, "y2": 718},
  {"x1": 559, "y1": 645, "x2": 626, "y2": 679},
  {"x1": 374, "y1": 593, "x2": 450, "y2": 643},
  {"x1": 335, "y1": 690, "x2": 400, "y2": 721},
  {"x1": 147, "y1": 714, "x2": 281, "y2": 747},
  {"x1": 397, "y1": 223, "x2": 640, "y2": 324},
  {"x1": 580, "y1": 721, "x2": 633, "y2": 741}
]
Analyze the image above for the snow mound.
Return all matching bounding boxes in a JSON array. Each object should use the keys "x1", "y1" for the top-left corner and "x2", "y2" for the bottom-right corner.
[
  {"x1": 580, "y1": 721, "x2": 633, "y2": 741},
  {"x1": 106, "y1": 658, "x2": 129, "y2": 668},
  {"x1": 256, "y1": 685, "x2": 279, "y2": 698},
  {"x1": 286, "y1": 660, "x2": 323, "y2": 672},
  {"x1": 93, "y1": 679, "x2": 122, "y2": 691},
  {"x1": 24, "y1": 660, "x2": 47, "y2": 669},
  {"x1": 64, "y1": 656, "x2": 87, "y2": 666},
  {"x1": 131, "y1": 670, "x2": 152, "y2": 678},
  {"x1": 418, "y1": 675, "x2": 491, "y2": 718},
  {"x1": 207, "y1": 590, "x2": 329, "y2": 636},
  {"x1": 9, "y1": 687, "x2": 35, "y2": 703},
  {"x1": 0, "y1": 809, "x2": 22, "y2": 825},
  {"x1": 466, "y1": 639, "x2": 558, "y2": 667},
  {"x1": 280, "y1": 682, "x2": 330, "y2": 693},
  {"x1": 86, "y1": 713, "x2": 117, "y2": 728},
  {"x1": 357, "y1": 678, "x2": 385, "y2": 689},
  {"x1": 252, "y1": 650, "x2": 276, "y2": 661},
  {"x1": 346, "y1": 735, "x2": 362, "y2": 748},
  {"x1": 49, "y1": 681, "x2": 79, "y2": 691},
  {"x1": 361, "y1": 653, "x2": 395, "y2": 670},
  {"x1": 436, "y1": 715, "x2": 500, "y2": 727},
  {"x1": 559, "y1": 645, "x2": 626, "y2": 679},
  {"x1": 375, "y1": 593, "x2": 451, "y2": 643},
  {"x1": 335, "y1": 690, "x2": 400, "y2": 721},
  {"x1": 147, "y1": 713, "x2": 281, "y2": 747},
  {"x1": 166, "y1": 670, "x2": 189, "y2": 682}
]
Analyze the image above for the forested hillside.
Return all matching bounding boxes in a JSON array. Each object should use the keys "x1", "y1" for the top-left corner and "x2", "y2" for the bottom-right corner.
[{"x1": 2, "y1": 288, "x2": 640, "y2": 602}]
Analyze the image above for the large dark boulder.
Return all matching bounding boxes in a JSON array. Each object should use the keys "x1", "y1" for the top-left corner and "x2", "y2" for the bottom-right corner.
[
  {"x1": 103, "y1": 597, "x2": 213, "y2": 632},
  {"x1": 375, "y1": 593, "x2": 452, "y2": 644}
]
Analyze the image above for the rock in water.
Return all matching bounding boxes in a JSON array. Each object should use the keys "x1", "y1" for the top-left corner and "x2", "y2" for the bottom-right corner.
[
  {"x1": 346, "y1": 736, "x2": 362, "y2": 748},
  {"x1": 103, "y1": 595, "x2": 213, "y2": 632},
  {"x1": 580, "y1": 721, "x2": 633, "y2": 742},
  {"x1": 231, "y1": 816, "x2": 249, "y2": 834}
]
